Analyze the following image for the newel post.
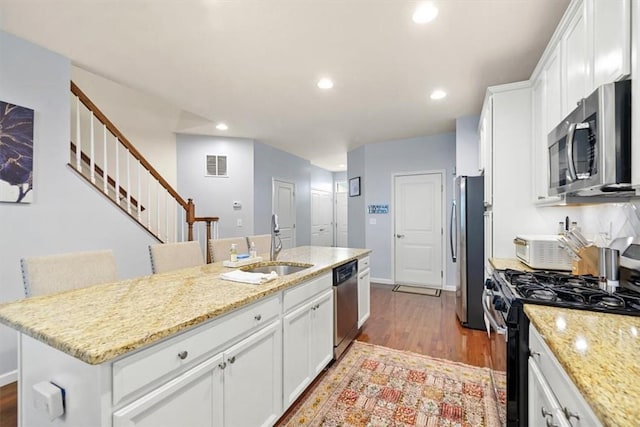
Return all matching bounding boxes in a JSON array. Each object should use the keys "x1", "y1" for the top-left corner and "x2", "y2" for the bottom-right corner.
[{"x1": 186, "y1": 198, "x2": 196, "y2": 241}]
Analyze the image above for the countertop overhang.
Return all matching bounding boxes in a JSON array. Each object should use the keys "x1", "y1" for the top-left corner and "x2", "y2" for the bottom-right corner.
[{"x1": 0, "y1": 246, "x2": 370, "y2": 365}]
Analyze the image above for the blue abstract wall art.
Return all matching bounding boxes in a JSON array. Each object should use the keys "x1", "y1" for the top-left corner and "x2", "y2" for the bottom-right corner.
[{"x1": 0, "y1": 101, "x2": 34, "y2": 203}]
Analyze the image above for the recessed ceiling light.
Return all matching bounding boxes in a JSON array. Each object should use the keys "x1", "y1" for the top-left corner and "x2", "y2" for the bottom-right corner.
[
  {"x1": 413, "y1": 3, "x2": 439, "y2": 24},
  {"x1": 317, "y1": 78, "x2": 334, "y2": 90},
  {"x1": 216, "y1": 123, "x2": 228, "y2": 131},
  {"x1": 430, "y1": 89, "x2": 447, "y2": 100},
  {"x1": 338, "y1": 164, "x2": 346, "y2": 169}
]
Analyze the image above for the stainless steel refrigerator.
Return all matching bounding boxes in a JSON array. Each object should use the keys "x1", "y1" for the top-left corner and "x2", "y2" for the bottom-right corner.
[{"x1": 451, "y1": 175, "x2": 485, "y2": 330}]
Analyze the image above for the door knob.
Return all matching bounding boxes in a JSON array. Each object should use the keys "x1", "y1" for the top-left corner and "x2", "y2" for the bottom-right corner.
[{"x1": 396, "y1": 234, "x2": 405, "y2": 238}]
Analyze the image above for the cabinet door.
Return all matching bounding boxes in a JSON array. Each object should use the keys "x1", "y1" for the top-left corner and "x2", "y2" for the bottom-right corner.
[
  {"x1": 223, "y1": 320, "x2": 282, "y2": 427},
  {"x1": 113, "y1": 354, "x2": 224, "y2": 427},
  {"x1": 531, "y1": 75, "x2": 547, "y2": 202},
  {"x1": 282, "y1": 302, "x2": 313, "y2": 407},
  {"x1": 592, "y1": 0, "x2": 631, "y2": 87},
  {"x1": 483, "y1": 210, "x2": 493, "y2": 278},
  {"x1": 563, "y1": 0, "x2": 590, "y2": 116},
  {"x1": 545, "y1": 44, "x2": 563, "y2": 132},
  {"x1": 357, "y1": 268, "x2": 370, "y2": 328},
  {"x1": 528, "y1": 359, "x2": 571, "y2": 427},
  {"x1": 310, "y1": 289, "x2": 334, "y2": 376}
]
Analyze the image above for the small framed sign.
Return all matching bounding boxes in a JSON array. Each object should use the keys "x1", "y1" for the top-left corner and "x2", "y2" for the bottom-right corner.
[{"x1": 349, "y1": 177, "x2": 361, "y2": 197}]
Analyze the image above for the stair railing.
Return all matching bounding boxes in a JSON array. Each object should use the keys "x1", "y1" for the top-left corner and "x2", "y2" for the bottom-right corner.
[{"x1": 69, "y1": 82, "x2": 218, "y2": 257}]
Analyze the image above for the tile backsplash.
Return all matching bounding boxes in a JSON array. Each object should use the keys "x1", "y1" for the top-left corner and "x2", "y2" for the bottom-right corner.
[{"x1": 574, "y1": 200, "x2": 640, "y2": 246}]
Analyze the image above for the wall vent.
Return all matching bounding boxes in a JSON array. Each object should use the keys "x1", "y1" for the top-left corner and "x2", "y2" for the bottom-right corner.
[{"x1": 205, "y1": 155, "x2": 228, "y2": 177}]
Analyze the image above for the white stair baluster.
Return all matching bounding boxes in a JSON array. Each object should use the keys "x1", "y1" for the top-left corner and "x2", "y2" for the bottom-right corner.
[
  {"x1": 147, "y1": 171, "x2": 152, "y2": 230},
  {"x1": 126, "y1": 151, "x2": 131, "y2": 214},
  {"x1": 89, "y1": 111, "x2": 95, "y2": 184},
  {"x1": 75, "y1": 96, "x2": 81, "y2": 171},
  {"x1": 115, "y1": 138, "x2": 120, "y2": 206},
  {"x1": 103, "y1": 125, "x2": 108, "y2": 194},
  {"x1": 137, "y1": 161, "x2": 142, "y2": 220}
]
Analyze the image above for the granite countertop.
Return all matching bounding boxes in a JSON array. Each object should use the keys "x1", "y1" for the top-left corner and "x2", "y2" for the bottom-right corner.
[
  {"x1": 525, "y1": 304, "x2": 640, "y2": 427},
  {"x1": 489, "y1": 257, "x2": 534, "y2": 272},
  {"x1": 0, "y1": 246, "x2": 370, "y2": 365}
]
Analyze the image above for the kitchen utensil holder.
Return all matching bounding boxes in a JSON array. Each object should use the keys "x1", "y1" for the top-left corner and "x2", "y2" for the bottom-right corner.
[{"x1": 571, "y1": 245, "x2": 599, "y2": 276}]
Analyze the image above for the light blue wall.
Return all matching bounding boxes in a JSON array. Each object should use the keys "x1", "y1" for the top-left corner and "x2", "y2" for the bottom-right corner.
[
  {"x1": 175, "y1": 134, "x2": 255, "y2": 239},
  {"x1": 310, "y1": 165, "x2": 333, "y2": 193},
  {"x1": 348, "y1": 133, "x2": 456, "y2": 285},
  {"x1": 333, "y1": 171, "x2": 347, "y2": 182},
  {"x1": 253, "y1": 142, "x2": 311, "y2": 245},
  {"x1": 0, "y1": 30, "x2": 158, "y2": 382},
  {"x1": 455, "y1": 115, "x2": 480, "y2": 177},
  {"x1": 347, "y1": 146, "x2": 366, "y2": 248}
]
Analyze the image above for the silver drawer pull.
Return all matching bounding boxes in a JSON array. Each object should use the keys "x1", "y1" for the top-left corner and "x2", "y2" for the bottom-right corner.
[
  {"x1": 546, "y1": 418, "x2": 558, "y2": 427},
  {"x1": 541, "y1": 407, "x2": 553, "y2": 418},
  {"x1": 530, "y1": 350, "x2": 540, "y2": 358},
  {"x1": 254, "y1": 314, "x2": 262, "y2": 321},
  {"x1": 563, "y1": 407, "x2": 580, "y2": 421},
  {"x1": 228, "y1": 356, "x2": 236, "y2": 364},
  {"x1": 177, "y1": 351, "x2": 188, "y2": 360},
  {"x1": 218, "y1": 361, "x2": 227, "y2": 370}
]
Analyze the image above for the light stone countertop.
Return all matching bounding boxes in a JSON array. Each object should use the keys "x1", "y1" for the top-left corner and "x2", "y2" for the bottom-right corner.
[
  {"x1": 525, "y1": 304, "x2": 640, "y2": 427},
  {"x1": 489, "y1": 257, "x2": 534, "y2": 272},
  {"x1": 0, "y1": 246, "x2": 370, "y2": 365}
]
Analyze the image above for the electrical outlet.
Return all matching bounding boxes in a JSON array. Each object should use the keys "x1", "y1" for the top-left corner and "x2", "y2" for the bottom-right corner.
[{"x1": 236, "y1": 218, "x2": 243, "y2": 227}]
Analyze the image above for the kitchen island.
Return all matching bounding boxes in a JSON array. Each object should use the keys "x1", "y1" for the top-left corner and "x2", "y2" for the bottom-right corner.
[
  {"x1": 525, "y1": 304, "x2": 640, "y2": 427},
  {"x1": 0, "y1": 246, "x2": 371, "y2": 427}
]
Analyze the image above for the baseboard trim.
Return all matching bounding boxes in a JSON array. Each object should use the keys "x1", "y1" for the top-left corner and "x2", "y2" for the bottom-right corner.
[
  {"x1": 371, "y1": 277, "x2": 394, "y2": 285},
  {"x1": 0, "y1": 369, "x2": 17, "y2": 387}
]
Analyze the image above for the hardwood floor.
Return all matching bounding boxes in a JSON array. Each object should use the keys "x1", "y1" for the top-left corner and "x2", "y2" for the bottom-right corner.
[
  {"x1": 0, "y1": 283, "x2": 492, "y2": 427},
  {"x1": 0, "y1": 381, "x2": 16, "y2": 427},
  {"x1": 358, "y1": 283, "x2": 492, "y2": 367}
]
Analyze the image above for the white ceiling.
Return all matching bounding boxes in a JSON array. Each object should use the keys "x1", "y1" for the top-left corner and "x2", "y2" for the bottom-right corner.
[{"x1": 0, "y1": 0, "x2": 570, "y2": 171}]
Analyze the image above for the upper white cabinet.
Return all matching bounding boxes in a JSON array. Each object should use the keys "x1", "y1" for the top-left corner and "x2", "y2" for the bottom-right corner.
[
  {"x1": 530, "y1": 0, "x2": 631, "y2": 202},
  {"x1": 562, "y1": 0, "x2": 590, "y2": 116},
  {"x1": 592, "y1": 0, "x2": 631, "y2": 88},
  {"x1": 479, "y1": 97, "x2": 493, "y2": 207}
]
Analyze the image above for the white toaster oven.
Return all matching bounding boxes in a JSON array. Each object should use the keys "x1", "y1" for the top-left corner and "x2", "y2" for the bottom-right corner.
[{"x1": 513, "y1": 235, "x2": 573, "y2": 271}]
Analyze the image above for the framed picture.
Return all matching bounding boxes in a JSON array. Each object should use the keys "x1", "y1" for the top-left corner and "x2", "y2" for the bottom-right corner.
[{"x1": 349, "y1": 177, "x2": 361, "y2": 197}]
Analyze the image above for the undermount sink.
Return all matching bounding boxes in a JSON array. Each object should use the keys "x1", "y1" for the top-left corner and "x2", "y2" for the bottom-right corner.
[{"x1": 241, "y1": 262, "x2": 313, "y2": 276}]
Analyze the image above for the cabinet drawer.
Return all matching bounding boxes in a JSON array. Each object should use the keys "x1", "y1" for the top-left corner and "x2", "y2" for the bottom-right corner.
[
  {"x1": 358, "y1": 256, "x2": 370, "y2": 270},
  {"x1": 529, "y1": 325, "x2": 601, "y2": 426},
  {"x1": 283, "y1": 273, "x2": 331, "y2": 312},
  {"x1": 113, "y1": 294, "x2": 281, "y2": 406}
]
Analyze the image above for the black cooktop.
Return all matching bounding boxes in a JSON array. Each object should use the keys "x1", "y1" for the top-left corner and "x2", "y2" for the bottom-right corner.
[{"x1": 501, "y1": 269, "x2": 640, "y2": 316}]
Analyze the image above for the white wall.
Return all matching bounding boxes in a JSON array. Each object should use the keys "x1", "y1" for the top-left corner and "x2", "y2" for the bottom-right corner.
[
  {"x1": 0, "y1": 31, "x2": 159, "y2": 385},
  {"x1": 348, "y1": 134, "x2": 456, "y2": 286},
  {"x1": 175, "y1": 134, "x2": 255, "y2": 240}
]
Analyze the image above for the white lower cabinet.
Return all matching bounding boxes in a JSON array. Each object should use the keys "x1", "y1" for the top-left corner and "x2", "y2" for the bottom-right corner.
[
  {"x1": 357, "y1": 264, "x2": 370, "y2": 328},
  {"x1": 223, "y1": 320, "x2": 282, "y2": 427},
  {"x1": 114, "y1": 320, "x2": 281, "y2": 427},
  {"x1": 282, "y1": 275, "x2": 334, "y2": 408},
  {"x1": 113, "y1": 354, "x2": 224, "y2": 427},
  {"x1": 528, "y1": 325, "x2": 601, "y2": 427}
]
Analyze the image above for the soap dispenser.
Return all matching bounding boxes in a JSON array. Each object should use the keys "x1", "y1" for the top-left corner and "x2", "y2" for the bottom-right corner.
[
  {"x1": 250, "y1": 241, "x2": 257, "y2": 258},
  {"x1": 229, "y1": 243, "x2": 238, "y2": 262}
]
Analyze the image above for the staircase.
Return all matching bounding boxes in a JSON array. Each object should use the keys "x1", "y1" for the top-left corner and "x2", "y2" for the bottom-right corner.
[{"x1": 69, "y1": 82, "x2": 219, "y2": 261}]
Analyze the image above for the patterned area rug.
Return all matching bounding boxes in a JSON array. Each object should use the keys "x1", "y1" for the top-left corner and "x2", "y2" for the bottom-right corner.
[{"x1": 282, "y1": 341, "x2": 506, "y2": 427}]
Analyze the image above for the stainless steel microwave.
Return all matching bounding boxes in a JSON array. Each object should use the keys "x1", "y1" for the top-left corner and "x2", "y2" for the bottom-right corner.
[{"x1": 548, "y1": 80, "x2": 631, "y2": 196}]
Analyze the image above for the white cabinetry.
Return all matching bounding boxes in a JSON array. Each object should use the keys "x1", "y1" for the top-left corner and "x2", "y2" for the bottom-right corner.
[
  {"x1": 113, "y1": 354, "x2": 224, "y2": 427},
  {"x1": 357, "y1": 256, "x2": 370, "y2": 328},
  {"x1": 528, "y1": 324, "x2": 602, "y2": 427},
  {"x1": 530, "y1": 0, "x2": 631, "y2": 199},
  {"x1": 282, "y1": 273, "x2": 333, "y2": 408},
  {"x1": 480, "y1": 82, "x2": 538, "y2": 268},
  {"x1": 223, "y1": 321, "x2": 282, "y2": 427}
]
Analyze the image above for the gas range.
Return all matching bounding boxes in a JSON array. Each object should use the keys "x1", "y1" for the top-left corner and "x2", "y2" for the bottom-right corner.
[
  {"x1": 494, "y1": 268, "x2": 640, "y2": 316},
  {"x1": 484, "y1": 268, "x2": 640, "y2": 426}
]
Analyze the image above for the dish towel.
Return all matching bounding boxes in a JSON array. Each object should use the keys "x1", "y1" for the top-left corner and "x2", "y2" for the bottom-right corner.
[{"x1": 219, "y1": 270, "x2": 278, "y2": 285}]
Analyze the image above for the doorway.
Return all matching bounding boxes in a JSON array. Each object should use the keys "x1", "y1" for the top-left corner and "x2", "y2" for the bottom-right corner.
[
  {"x1": 334, "y1": 181, "x2": 348, "y2": 247},
  {"x1": 272, "y1": 179, "x2": 296, "y2": 249},
  {"x1": 393, "y1": 172, "x2": 444, "y2": 288},
  {"x1": 311, "y1": 189, "x2": 333, "y2": 247}
]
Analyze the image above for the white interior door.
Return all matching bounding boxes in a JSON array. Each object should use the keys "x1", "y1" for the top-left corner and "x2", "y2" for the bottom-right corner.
[
  {"x1": 273, "y1": 179, "x2": 296, "y2": 249},
  {"x1": 335, "y1": 181, "x2": 348, "y2": 247},
  {"x1": 394, "y1": 173, "x2": 443, "y2": 288},
  {"x1": 311, "y1": 189, "x2": 333, "y2": 247}
]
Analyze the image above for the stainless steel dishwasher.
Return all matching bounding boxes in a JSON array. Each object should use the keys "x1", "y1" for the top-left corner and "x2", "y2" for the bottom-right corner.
[{"x1": 333, "y1": 260, "x2": 358, "y2": 359}]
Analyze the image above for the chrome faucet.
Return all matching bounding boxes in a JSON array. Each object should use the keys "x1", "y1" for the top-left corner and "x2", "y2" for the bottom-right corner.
[{"x1": 270, "y1": 213, "x2": 282, "y2": 261}]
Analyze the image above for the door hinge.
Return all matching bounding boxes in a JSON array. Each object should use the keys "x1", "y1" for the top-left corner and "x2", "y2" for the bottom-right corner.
[{"x1": 441, "y1": 271, "x2": 443, "y2": 278}]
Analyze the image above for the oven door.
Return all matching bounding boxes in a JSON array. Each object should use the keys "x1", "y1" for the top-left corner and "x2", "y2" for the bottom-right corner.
[{"x1": 482, "y1": 288, "x2": 507, "y2": 425}]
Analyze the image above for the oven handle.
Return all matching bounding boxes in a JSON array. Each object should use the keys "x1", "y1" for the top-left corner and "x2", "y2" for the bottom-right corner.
[{"x1": 482, "y1": 289, "x2": 507, "y2": 335}]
